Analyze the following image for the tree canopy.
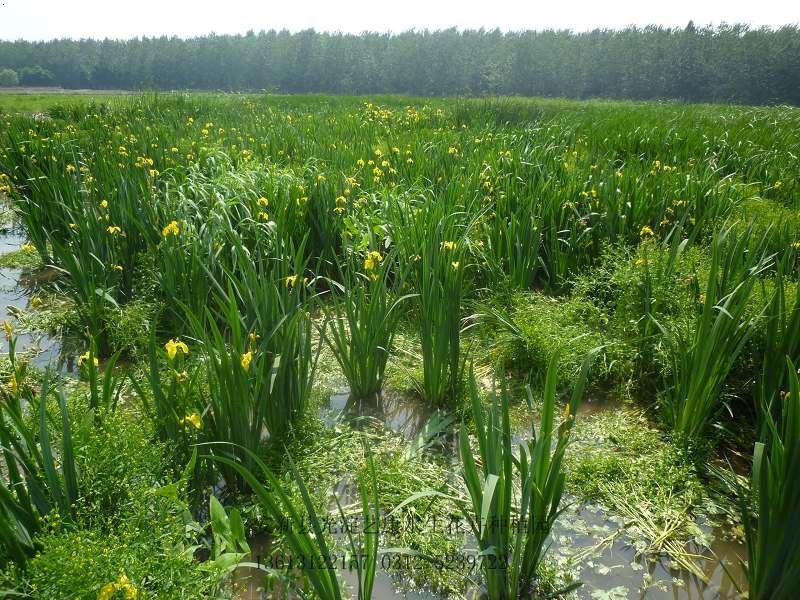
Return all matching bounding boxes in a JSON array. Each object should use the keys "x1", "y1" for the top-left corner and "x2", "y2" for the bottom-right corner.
[{"x1": 1, "y1": 25, "x2": 799, "y2": 104}]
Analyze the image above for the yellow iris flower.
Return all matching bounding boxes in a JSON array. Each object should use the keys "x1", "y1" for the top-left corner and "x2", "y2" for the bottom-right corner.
[
  {"x1": 164, "y1": 338, "x2": 189, "y2": 360},
  {"x1": 162, "y1": 220, "x2": 180, "y2": 237}
]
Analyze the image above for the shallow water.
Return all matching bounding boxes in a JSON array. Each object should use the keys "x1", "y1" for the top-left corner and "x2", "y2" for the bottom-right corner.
[
  {"x1": 326, "y1": 387, "x2": 438, "y2": 440},
  {"x1": 0, "y1": 228, "x2": 28, "y2": 253},
  {"x1": 551, "y1": 501, "x2": 747, "y2": 599},
  {"x1": 0, "y1": 230, "x2": 76, "y2": 372},
  {"x1": 314, "y1": 387, "x2": 748, "y2": 600}
]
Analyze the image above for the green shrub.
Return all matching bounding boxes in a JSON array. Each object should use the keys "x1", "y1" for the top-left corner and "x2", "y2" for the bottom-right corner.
[
  {"x1": 5, "y1": 494, "x2": 223, "y2": 599},
  {"x1": 72, "y1": 403, "x2": 166, "y2": 525},
  {"x1": 105, "y1": 299, "x2": 160, "y2": 357},
  {"x1": 487, "y1": 291, "x2": 629, "y2": 389}
]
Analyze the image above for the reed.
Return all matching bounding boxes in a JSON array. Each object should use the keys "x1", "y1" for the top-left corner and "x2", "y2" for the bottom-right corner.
[
  {"x1": 662, "y1": 225, "x2": 772, "y2": 444},
  {"x1": 319, "y1": 248, "x2": 410, "y2": 399},
  {"x1": 742, "y1": 358, "x2": 800, "y2": 598}
]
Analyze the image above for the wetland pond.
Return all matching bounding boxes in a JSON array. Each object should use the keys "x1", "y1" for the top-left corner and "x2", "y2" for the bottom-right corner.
[
  {"x1": 232, "y1": 387, "x2": 747, "y2": 600},
  {"x1": 0, "y1": 227, "x2": 747, "y2": 600}
]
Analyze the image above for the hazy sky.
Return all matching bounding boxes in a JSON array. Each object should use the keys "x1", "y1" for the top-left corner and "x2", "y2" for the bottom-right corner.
[{"x1": 1, "y1": 0, "x2": 797, "y2": 40}]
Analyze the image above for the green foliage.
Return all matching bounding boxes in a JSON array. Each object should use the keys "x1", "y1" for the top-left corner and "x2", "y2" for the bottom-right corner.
[
  {"x1": 572, "y1": 236, "x2": 706, "y2": 378},
  {"x1": 480, "y1": 185, "x2": 543, "y2": 289},
  {"x1": 393, "y1": 194, "x2": 475, "y2": 404},
  {"x1": 733, "y1": 197, "x2": 800, "y2": 257},
  {"x1": 567, "y1": 409, "x2": 702, "y2": 509},
  {"x1": 0, "y1": 245, "x2": 42, "y2": 269},
  {"x1": 1, "y1": 93, "x2": 799, "y2": 598},
  {"x1": 186, "y1": 285, "x2": 315, "y2": 491},
  {"x1": 0, "y1": 371, "x2": 78, "y2": 567},
  {"x1": 71, "y1": 402, "x2": 166, "y2": 525},
  {"x1": 5, "y1": 493, "x2": 223, "y2": 599},
  {"x1": 486, "y1": 291, "x2": 626, "y2": 389},
  {"x1": 319, "y1": 248, "x2": 410, "y2": 399},
  {"x1": 453, "y1": 354, "x2": 588, "y2": 597},
  {"x1": 662, "y1": 225, "x2": 772, "y2": 444},
  {"x1": 105, "y1": 299, "x2": 160, "y2": 357},
  {"x1": 208, "y1": 495, "x2": 250, "y2": 573},
  {"x1": 15, "y1": 293, "x2": 78, "y2": 334},
  {"x1": 743, "y1": 358, "x2": 800, "y2": 598},
  {"x1": 128, "y1": 330, "x2": 200, "y2": 456},
  {"x1": 0, "y1": 93, "x2": 117, "y2": 115},
  {"x1": 48, "y1": 236, "x2": 119, "y2": 351},
  {"x1": 0, "y1": 69, "x2": 18, "y2": 87},
  {"x1": 76, "y1": 341, "x2": 123, "y2": 418},
  {"x1": 564, "y1": 407, "x2": 715, "y2": 571},
  {"x1": 214, "y1": 440, "x2": 380, "y2": 600},
  {"x1": 755, "y1": 255, "x2": 800, "y2": 429},
  {"x1": 0, "y1": 382, "x2": 223, "y2": 597},
  {"x1": 17, "y1": 66, "x2": 54, "y2": 87}
]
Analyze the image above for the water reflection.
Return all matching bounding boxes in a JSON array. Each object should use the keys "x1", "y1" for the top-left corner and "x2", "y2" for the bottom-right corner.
[
  {"x1": 0, "y1": 232, "x2": 77, "y2": 373},
  {"x1": 326, "y1": 388, "x2": 437, "y2": 440}
]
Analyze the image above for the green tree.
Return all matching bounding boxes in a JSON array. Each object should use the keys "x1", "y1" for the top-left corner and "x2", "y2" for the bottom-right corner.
[{"x1": 0, "y1": 68, "x2": 19, "y2": 87}]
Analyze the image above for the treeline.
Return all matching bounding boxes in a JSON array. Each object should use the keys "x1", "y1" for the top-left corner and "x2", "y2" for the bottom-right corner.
[{"x1": 1, "y1": 24, "x2": 799, "y2": 104}]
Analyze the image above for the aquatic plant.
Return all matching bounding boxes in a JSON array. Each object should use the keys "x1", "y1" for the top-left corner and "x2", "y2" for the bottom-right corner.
[
  {"x1": 319, "y1": 248, "x2": 411, "y2": 399},
  {"x1": 0, "y1": 372, "x2": 78, "y2": 566},
  {"x1": 742, "y1": 358, "x2": 800, "y2": 598},
  {"x1": 662, "y1": 225, "x2": 772, "y2": 445},
  {"x1": 213, "y1": 441, "x2": 380, "y2": 600}
]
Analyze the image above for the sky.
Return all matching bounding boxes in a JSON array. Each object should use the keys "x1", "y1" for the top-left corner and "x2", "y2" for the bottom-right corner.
[{"x1": 0, "y1": 0, "x2": 797, "y2": 41}]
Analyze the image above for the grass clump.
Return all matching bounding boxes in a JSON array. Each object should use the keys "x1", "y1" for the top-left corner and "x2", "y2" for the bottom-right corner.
[
  {"x1": 662, "y1": 225, "x2": 772, "y2": 445},
  {"x1": 318, "y1": 248, "x2": 409, "y2": 399},
  {"x1": 0, "y1": 245, "x2": 42, "y2": 269},
  {"x1": 486, "y1": 291, "x2": 629, "y2": 390},
  {"x1": 572, "y1": 237, "x2": 707, "y2": 379},
  {"x1": 2, "y1": 495, "x2": 224, "y2": 599},
  {"x1": 566, "y1": 408, "x2": 703, "y2": 510}
]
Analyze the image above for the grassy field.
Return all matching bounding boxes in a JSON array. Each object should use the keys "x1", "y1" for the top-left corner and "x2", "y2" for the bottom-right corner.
[
  {"x1": 0, "y1": 93, "x2": 798, "y2": 599},
  {"x1": 0, "y1": 88, "x2": 133, "y2": 114}
]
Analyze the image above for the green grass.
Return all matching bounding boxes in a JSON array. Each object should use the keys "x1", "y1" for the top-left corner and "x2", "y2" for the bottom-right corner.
[
  {"x1": 0, "y1": 91, "x2": 128, "y2": 115},
  {"x1": 484, "y1": 290, "x2": 629, "y2": 390}
]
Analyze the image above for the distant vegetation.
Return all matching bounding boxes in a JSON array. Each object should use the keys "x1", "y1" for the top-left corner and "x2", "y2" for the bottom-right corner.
[{"x1": 1, "y1": 23, "x2": 799, "y2": 104}]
